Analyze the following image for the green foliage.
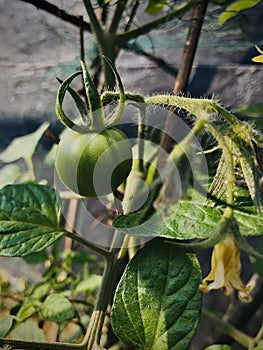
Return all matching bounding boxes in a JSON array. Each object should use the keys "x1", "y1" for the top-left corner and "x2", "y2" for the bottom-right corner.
[
  {"x1": 74, "y1": 275, "x2": 102, "y2": 295},
  {"x1": 0, "y1": 123, "x2": 50, "y2": 185},
  {"x1": 233, "y1": 104, "x2": 263, "y2": 118},
  {"x1": 1, "y1": 1, "x2": 263, "y2": 347},
  {"x1": 219, "y1": 0, "x2": 261, "y2": 24},
  {"x1": 0, "y1": 316, "x2": 16, "y2": 338},
  {"x1": 39, "y1": 293, "x2": 75, "y2": 322},
  {"x1": 0, "y1": 183, "x2": 64, "y2": 256},
  {"x1": 111, "y1": 239, "x2": 202, "y2": 350},
  {"x1": 9, "y1": 319, "x2": 46, "y2": 341},
  {"x1": 0, "y1": 123, "x2": 49, "y2": 164},
  {"x1": 0, "y1": 164, "x2": 23, "y2": 188},
  {"x1": 145, "y1": 0, "x2": 168, "y2": 15}
]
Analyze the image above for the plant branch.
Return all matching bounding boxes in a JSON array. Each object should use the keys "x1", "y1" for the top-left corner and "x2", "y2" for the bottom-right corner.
[
  {"x1": 115, "y1": 0, "x2": 196, "y2": 46},
  {"x1": 144, "y1": 94, "x2": 210, "y2": 113},
  {"x1": 109, "y1": 0, "x2": 129, "y2": 33},
  {"x1": 82, "y1": 230, "x2": 124, "y2": 348},
  {"x1": 82, "y1": 0, "x2": 105, "y2": 46},
  {"x1": 174, "y1": 0, "x2": 209, "y2": 93},
  {"x1": 18, "y1": 0, "x2": 91, "y2": 32},
  {"x1": 123, "y1": 43, "x2": 178, "y2": 77},
  {"x1": 158, "y1": 0, "x2": 209, "y2": 160},
  {"x1": 124, "y1": 0, "x2": 140, "y2": 32},
  {"x1": 202, "y1": 308, "x2": 257, "y2": 349},
  {"x1": 64, "y1": 231, "x2": 110, "y2": 259},
  {"x1": 214, "y1": 274, "x2": 263, "y2": 345},
  {"x1": 0, "y1": 338, "x2": 84, "y2": 350}
]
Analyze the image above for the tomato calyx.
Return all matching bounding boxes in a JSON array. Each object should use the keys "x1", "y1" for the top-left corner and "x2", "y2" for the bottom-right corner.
[{"x1": 55, "y1": 57, "x2": 126, "y2": 134}]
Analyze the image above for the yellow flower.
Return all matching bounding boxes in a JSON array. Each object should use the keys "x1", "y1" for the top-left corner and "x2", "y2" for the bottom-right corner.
[
  {"x1": 252, "y1": 45, "x2": 263, "y2": 63},
  {"x1": 199, "y1": 235, "x2": 251, "y2": 302}
]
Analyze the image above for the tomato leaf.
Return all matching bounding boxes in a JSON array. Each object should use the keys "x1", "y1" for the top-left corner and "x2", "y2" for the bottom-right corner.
[
  {"x1": 9, "y1": 319, "x2": 46, "y2": 341},
  {"x1": 233, "y1": 104, "x2": 263, "y2": 117},
  {"x1": 114, "y1": 195, "x2": 263, "y2": 239},
  {"x1": 234, "y1": 207, "x2": 263, "y2": 237},
  {"x1": 113, "y1": 196, "x2": 223, "y2": 240},
  {"x1": 111, "y1": 239, "x2": 202, "y2": 350},
  {"x1": 0, "y1": 183, "x2": 64, "y2": 256},
  {"x1": 30, "y1": 282, "x2": 51, "y2": 301},
  {"x1": 219, "y1": 0, "x2": 261, "y2": 24},
  {"x1": 145, "y1": 0, "x2": 168, "y2": 15},
  {"x1": 0, "y1": 122, "x2": 49, "y2": 163},
  {"x1": 40, "y1": 293, "x2": 75, "y2": 322},
  {"x1": 74, "y1": 274, "x2": 102, "y2": 295},
  {"x1": 0, "y1": 164, "x2": 23, "y2": 188},
  {"x1": 0, "y1": 315, "x2": 15, "y2": 337}
]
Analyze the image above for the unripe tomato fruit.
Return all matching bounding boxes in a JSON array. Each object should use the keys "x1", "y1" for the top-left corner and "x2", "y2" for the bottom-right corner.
[{"x1": 55, "y1": 128, "x2": 132, "y2": 197}]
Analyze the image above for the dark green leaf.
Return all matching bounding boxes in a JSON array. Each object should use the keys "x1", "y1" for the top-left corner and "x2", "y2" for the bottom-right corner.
[
  {"x1": 114, "y1": 197, "x2": 223, "y2": 240},
  {"x1": 167, "y1": 199, "x2": 263, "y2": 239},
  {"x1": 233, "y1": 104, "x2": 263, "y2": 118},
  {"x1": 234, "y1": 207, "x2": 263, "y2": 237},
  {"x1": 114, "y1": 209, "x2": 165, "y2": 238},
  {"x1": 163, "y1": 200, "x2": 223, "y2": 240},
  {"x1": 111, "y1": 239, "x2": 202, "y2": 350},
  {"x1": 115, "y1": 176, "x2": 263, "y2": 240},
  {"x1": 23, "y1": 250, "x2": 49, "y2": 265},
  {"x1": 0, "y1": 183, "x2": 64, "y2": 256},
  {"x1": 40, "y1": 293, "x2": 75, "y2": 322}
]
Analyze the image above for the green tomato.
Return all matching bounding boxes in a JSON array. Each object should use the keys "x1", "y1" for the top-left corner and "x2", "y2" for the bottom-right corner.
[{"x1": 55, "y1": 127, "x2": 132, "y2": 197}]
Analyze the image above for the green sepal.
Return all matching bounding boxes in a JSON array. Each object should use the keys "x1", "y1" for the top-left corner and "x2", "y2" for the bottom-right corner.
[
  {"x1": 57, "y1": 77, "x2": 89, "y2": 125},
  {"x1": 103, "y1": 56, "x2": 125, "y2": 124},
  {"x1": 80, "y1": 60, "x2": 104, "y2": 129},
  {"x1": 56, "y1": 70, "x2": 89, "y2": 131}
]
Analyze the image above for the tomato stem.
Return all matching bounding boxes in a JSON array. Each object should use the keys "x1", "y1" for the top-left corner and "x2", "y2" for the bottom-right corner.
[
  {"x1": 64, "y1": 231, "x2": 110, "y2": 259},
  {"x1": 82, "y1": 230, "x2": 124, "y2": 349}
]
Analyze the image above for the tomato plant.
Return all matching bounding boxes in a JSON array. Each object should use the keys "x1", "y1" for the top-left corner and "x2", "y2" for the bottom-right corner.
[
  {"x1": 1, "y1": 1, "x2": 263, "y2": 350},
  {"x1": 1, "y1": 57, "x2": 263, "y2": 350}
]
